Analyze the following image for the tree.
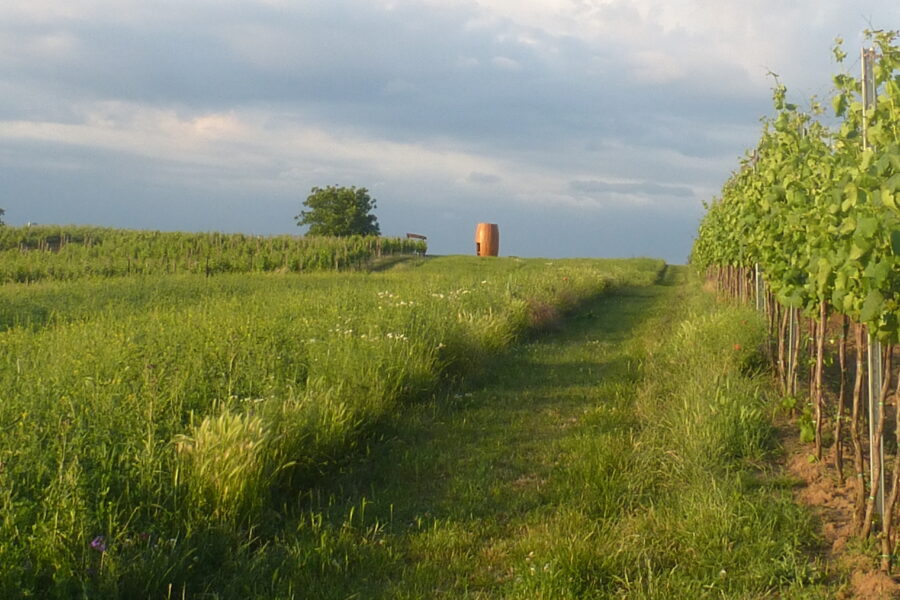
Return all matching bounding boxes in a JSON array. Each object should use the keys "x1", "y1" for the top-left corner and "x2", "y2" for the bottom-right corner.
[
  {"x1": 0, "y1": 208, "x2": 4, "y2": 226},
  {"x1": 295, "y1": 185, "x2": 380, "y2": 236}
]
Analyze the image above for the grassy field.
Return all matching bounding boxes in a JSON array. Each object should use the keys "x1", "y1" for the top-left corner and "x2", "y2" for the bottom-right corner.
[
  {"x1": 0, "y1": 255, "x2": 665, "y2": 598},
  {"x1": 212, "y1": 266, "x2": 838, "y2": 599},
  {"x1": 0, "y1": 254, "x2": 851, "y2": 598}
]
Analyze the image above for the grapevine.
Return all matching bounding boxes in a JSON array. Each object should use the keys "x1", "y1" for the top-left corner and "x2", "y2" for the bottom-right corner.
[{"x1": 693, "y1": 29, "x2": 900, "y2": 569}]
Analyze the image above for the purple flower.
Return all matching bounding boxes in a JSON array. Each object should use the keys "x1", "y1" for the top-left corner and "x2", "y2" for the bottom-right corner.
[{"x1": 90, "y1": 536, "x2": 107, "y2": 553}]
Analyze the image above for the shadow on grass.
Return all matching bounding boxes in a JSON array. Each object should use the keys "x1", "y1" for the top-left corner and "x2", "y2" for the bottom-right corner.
[
  {"x1": 366, "y1": 254, "x2": 430, "y2": 272},
  {"x1": 264, "y1": 279, "x2": 675, "y2": 598}
]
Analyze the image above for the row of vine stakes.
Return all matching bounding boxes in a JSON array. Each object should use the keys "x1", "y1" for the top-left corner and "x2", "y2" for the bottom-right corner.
[{"x1": 693, "y1": 31, "x2": 900, "y2": 571}]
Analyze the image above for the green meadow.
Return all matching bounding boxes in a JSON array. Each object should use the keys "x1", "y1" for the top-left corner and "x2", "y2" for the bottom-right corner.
[
  {"x1": 0, "y1": 233, "x2": 850, "y2": 598},
  {"x1": 0, "y1": 251, "x2": 674, "y2": 597}
]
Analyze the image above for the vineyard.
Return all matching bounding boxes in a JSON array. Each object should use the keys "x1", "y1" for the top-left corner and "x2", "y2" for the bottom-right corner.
[
  {"x1": 7, "y1": 28, "x2": 900, "y2": 596},
  {"x1": 0, "y1": 225, "x2": 426, "y2": 283},
  {"x1": 693, "y1": 30, "x2": 900, "y2": 570},
  {"x1": 0, "y1": 251, "x2": 663, "y2": 597}
]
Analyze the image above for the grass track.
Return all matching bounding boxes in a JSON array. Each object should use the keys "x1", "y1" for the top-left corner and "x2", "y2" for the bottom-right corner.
[
  {"x1": 231, "y1": 265, "x2": 843, "y2": 599},
  {"x1": 345, "y1": 283, "x2": 666, "y2": 596},
  {"x1": 250, "y1": 268, "x2": 671, "y2": 596}
]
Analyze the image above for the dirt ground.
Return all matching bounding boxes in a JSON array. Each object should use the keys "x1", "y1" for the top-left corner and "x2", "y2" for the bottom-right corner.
[{"x1": 780, "y1": 421, "x2": 900, "y2": 599}]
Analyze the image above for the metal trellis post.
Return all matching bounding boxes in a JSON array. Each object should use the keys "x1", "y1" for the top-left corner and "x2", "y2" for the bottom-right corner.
[{"x1": 861, "y1": 46, "x2": 885, "y2": 523}]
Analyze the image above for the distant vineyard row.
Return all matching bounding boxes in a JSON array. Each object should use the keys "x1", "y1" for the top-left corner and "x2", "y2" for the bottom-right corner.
[{"x1": 0, "y1": 225, "x2": 427, "y2": 282}]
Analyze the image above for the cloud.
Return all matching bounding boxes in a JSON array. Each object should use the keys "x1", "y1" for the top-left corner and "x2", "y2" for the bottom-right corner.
[
  {"x1": 630, "y1": 51, "x2": 686, "y2": 85},
  {"x1": 491, "y1": 56, "x2": 522, "y2": 71},
  {"x1": 569, "y1": 179, "x2": 695, "y2": 199},
  {"x1": 0, "y1": 100, "x2": 526, "y2": 200},
  {"x1": 468, "y1": 172, "x2": 501, "y2": 184},
  {"x1": 1, "y1": 0, "x2": 898, "y2": 262}
]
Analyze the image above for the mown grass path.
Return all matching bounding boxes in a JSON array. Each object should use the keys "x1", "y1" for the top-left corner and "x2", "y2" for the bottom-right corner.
[{"x1": 286, "y1": 269, "x2": 688, "y2": 598}]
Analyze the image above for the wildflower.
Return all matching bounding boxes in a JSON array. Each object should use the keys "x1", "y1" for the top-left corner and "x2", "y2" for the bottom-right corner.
[
  {"x1": 90, "y1": 536, "x2": 107, "y2": 553},
  {"x1": 733, "y1": 344, "x2": 742, "y2": 351}
]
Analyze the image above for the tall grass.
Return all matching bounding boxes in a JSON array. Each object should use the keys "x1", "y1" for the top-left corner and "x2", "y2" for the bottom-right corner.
[
  {"x1": 225, "y1": 268, "x2": 838, "y2": 599},
  {"x1": 0, "y1": 225, "x2": 425, "y2": 283},
  {"x1": 0, "y1": 255, "x2": 663, "y2": 598},
  {"x1": 505, "y1": 278, "x2": 830, "y2": 598}
]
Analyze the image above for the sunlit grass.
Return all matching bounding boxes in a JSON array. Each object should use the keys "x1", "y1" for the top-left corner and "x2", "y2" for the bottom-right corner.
[
  {"x1": 234, "y1": 268, "x2": 840, "y2": 599},
  {"x1": 0, "y1": 255, "x2": 663, "y2": 598}
]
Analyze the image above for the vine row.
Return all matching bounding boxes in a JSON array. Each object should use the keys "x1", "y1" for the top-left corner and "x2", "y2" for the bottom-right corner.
[
  {"x1": 693, "y1": 30, "x2": 900, "y2": 570},
  {"x1": 0, "y1": 225, "x2": 426, "y2": 283}
]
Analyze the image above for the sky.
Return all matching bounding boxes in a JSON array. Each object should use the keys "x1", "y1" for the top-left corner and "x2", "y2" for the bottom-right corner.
[{"x1": 1, "y1": 1, "x2": 897, "y2": 263}]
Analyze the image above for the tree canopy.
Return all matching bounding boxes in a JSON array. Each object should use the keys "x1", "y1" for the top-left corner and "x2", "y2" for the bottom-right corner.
[{"x1": 295, "y1": 186, "x2": 380, "y2": 237}]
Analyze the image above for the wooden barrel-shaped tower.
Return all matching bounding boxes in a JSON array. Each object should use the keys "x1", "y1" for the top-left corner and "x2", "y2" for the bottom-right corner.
[{"x1": 474, "y1": 223, "x2": 499, "y2": 257}]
